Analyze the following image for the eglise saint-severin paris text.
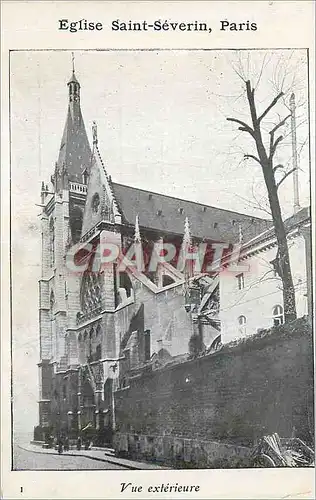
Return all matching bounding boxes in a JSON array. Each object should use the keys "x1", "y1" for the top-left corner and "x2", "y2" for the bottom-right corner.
[{"x1": 33, "y1": 53, "x2": 313, "y2": 469}]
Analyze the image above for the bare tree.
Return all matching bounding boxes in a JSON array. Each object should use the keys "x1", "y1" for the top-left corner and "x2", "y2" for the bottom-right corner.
[{"x1": 227, "y1": 79, "x2": 297, "y2": 322}]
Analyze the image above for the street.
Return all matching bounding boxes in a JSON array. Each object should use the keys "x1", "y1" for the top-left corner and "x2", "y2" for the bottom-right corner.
[{"x1": 13, "y1": 445, "x2": 125, "y2": 470}]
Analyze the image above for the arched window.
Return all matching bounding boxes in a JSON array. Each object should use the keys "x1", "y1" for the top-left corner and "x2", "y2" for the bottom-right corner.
[
  {"x1": 78, "y1": 332, "x2": 85, "y2": 363},
  {"x1": 83, "y1": 331, "x2": 89, "y2": 361},
  {"x1": 49, "y1": 217, "x2": 55, "y2": 267},
  {"x1": 96, "y1": 344, "x2": 102, "y2": 360},
  {"x1": 92, "y1": 193, "x2": 100, "y2": 213},
  {"x1": 82, "y1": 169, "x2": 89, "y2": 185},
  {"x1": 50, "y1": 290, "x2": 55, "y2": 316},
  {"x1": 69, "y1": 206, "x2": 83, "y2": 244},
  {"x1": 119, "y1": 272, "x2": 133, "y2": 299},
  {"x1": 87, "y1": 328, "x2": 94, "y2": 362},
  {"x1": 238, "y1": 315, "x2": 247, "y2": 335},
  {"x1": 272, "y1": 304, "x2": 284, "y2": 326},
  {"x1": 50, "y1": 291, "x2": 56, "y2": 358}
]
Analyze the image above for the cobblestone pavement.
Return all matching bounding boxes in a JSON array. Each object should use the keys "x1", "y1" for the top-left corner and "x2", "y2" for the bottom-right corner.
[
  {"x1": 13, "y1": 439, "x2": 168, "y2": 470},
  {"x1": 13, "y1": 444, "x2": 126, "y2": 470}
]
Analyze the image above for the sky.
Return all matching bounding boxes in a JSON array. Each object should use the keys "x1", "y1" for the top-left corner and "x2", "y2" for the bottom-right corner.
[{"x1": 10, "y1": 49, "x2": 310, "y2": 434}]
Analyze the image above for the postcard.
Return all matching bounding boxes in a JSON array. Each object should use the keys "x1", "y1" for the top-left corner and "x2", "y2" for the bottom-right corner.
[{"x1": 1, "y1": 1, "x2": 315, "y2": 499}]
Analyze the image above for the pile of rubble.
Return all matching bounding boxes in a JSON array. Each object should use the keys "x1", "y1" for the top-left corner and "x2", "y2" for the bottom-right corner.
[{"x1": 251, "y1": 433, "x2": 314, "y2": 467}]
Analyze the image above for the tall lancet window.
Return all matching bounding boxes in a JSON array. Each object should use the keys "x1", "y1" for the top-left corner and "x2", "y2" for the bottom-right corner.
[
  {"x1": 50, "y1": 291, "x2": 56, "y2": 359},
  {"x1": 49, "y1": 217, "x2": 55, "y2": 268}
]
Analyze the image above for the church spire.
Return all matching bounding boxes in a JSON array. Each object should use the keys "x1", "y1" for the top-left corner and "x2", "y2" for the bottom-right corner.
[
  {"x1": 134, "y1": 215, "x2": 144, "y2": 271},
  {"x1": 72, "y1": 51, "x2": 75, "y2": 74},
  {"x1": 67, "y1": 52, "x2": 80, "y2": 105},
  {"x1": 179, "y1": 217, "x2": 194, "y2": 279},
  {"x1": 52, "y1": 56, "x2": 92, "y2": 190},
  {"x1": 134, "y1": 214, "x2": 141, "y2": 243},
  {"x1": 183, "y1": 216, "x2": 192, "y2": 247}
]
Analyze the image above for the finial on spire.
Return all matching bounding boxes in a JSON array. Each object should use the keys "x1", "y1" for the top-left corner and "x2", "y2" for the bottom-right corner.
[
  {"x1": 134, "y1": 215, "x2": 145, "y2": 271},
  {"x1": 134, "y1": 215, "x2": 141, "y2": 243},
  {"x1": 180, "y1": 217, "x2": 194, "y2": 280},
  {"x1": 92, "y1": 121, "x2": 98, "y2": 145},
  {"x1": 238, "y1": 223, "x2": 243, "y2": 244},
  {"x1": 71, "y1": 52, "x2": 75, "y2": 74},
  {"x1": 183, "y1": 217, "x2": 192, "y2": 246}
]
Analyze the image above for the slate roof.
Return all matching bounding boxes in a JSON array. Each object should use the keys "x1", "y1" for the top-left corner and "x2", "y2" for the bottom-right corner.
[{"x1": 112, "y1": 183, "x2": 272, "y2": 244}]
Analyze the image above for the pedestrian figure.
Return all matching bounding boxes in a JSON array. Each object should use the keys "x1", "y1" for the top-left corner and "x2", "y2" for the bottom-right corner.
[
  {"x1": 57, "y1": 436, "x2": 63, "y2": 454},
  {"x1": 64, "y1": 436, "x2": 69, "y2": 452},
  {"x1": 76, "y1": 436, "x2": 82, "y2": 451}
]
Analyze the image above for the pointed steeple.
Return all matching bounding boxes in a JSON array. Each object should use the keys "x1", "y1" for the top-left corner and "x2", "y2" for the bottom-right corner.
[
  {"x1": 238, "y1": 223, "x2": 244, "y2": 244},
  {"x1": 134, "y1": 214, "x2": 141, "y2": 243},
  {"x1": 134, "y1": 215, "x2": 144, "y2": 271},
  {"x1": 179, "y1": 217, "x2": 194, "y2": 279},
  {"x1": 92, "y1": 120, "x2": 98, "y2": 146},
  {"x1": 68, "y1": 52, "x2": 80, "y2": 105},
  {"x1": 183, "y1": 217, "x2": 192, "y2": 246},
  {"x1": 54, "y1": 55, "x2": 92, "y2": 190}
]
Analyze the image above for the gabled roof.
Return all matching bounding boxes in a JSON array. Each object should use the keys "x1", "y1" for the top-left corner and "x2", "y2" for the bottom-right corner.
[
  {"x1": 81, "y1": 145, "x2": 121, "y2": 237},
  {"x1": 112, "y1": 183, "x2": 272, "y2": 244}
]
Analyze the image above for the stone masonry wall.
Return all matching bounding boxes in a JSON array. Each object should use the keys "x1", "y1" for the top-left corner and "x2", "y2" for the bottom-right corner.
[{"x1": 114, "y1": 317, "x2": 314, "y2": 466}]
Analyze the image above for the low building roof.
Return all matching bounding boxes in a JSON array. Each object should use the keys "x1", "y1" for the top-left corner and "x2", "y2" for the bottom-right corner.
[{"x1": 241, "y1": 206, "x2": 311, "y2": 252}]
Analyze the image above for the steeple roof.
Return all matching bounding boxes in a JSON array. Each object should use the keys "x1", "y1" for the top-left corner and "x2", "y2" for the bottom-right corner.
[
  {"x1": 55, "y1": 70, "x2": 92, "y2": 187},
  {"x1": 68, "y1": 71, "x2": 80, "y2": 85}
]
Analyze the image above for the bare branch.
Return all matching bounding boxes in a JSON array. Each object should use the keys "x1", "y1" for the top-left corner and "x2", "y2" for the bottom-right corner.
[
  {"x1": 276, "y1": 168, "x2": 296, "y2": 189},
  {"x1": 268, "y1": 113, "x2": 291, "y2": 159},
  {"x1": 273, "y1": 164, "x2": 285, "y2": 174},
  {"x1": 254, "y1": 53, "x2": 269, "y2": 90},
  {"x1": 270, "y1": 135, "x2": 284, "y2": 158},
  {"x1": 244, "y1": 154, "x2": 261, "y2": 165},
  {"x1": 258, "y1": 92, "x2": 284, "y2": 122},
  {"x1": 270, "y1": 114, "x2": 291, "y2": 135},
  {"x1": 230, "y1": 61, "x2": 243, "y2": 81},
  {"x1": 227, "y1": 117, "x2": 254, "y2": 136}
]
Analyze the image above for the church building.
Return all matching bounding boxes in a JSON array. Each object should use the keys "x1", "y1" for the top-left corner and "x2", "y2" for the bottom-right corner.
[{"x1": 36, "y1": 66, "x2": 311, "y2": 444}]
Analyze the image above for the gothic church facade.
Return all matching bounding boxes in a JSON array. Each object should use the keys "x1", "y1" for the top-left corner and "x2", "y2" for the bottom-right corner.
[{"x1": 37, "y1": 69, "x2": 310, "y2": 442}]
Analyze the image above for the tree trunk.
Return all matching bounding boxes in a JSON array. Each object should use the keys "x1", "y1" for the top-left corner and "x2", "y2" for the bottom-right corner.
[
  {"x1": 261, "y1": 163, "x2": 297, "y2": 322},
  {"x1": 246, "y1": 81, "x2": 297, "y2": 323}
]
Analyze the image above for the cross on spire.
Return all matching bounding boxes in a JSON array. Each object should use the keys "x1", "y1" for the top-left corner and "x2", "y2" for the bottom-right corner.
[{"x1": 71, "y1": 52, "x2": 75, "y2": 74}]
